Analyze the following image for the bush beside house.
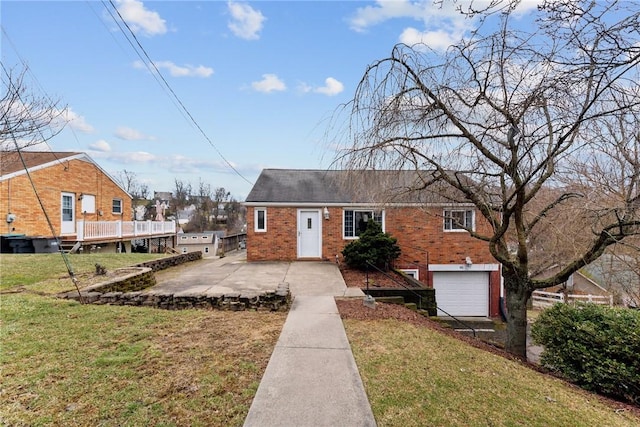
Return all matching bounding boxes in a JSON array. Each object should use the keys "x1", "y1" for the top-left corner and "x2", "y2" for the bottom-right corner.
[{"x1": 531, "y1": 303, "x2": 640, "y2": 405}]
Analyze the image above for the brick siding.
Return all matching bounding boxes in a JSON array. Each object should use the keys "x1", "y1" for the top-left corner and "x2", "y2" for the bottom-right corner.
[
  {"x1": 246, "y1": 205, "x2": 502, "y2": 317},
  {"x1": 0, "y1": 159, "x2": 131, "y2": 237}
]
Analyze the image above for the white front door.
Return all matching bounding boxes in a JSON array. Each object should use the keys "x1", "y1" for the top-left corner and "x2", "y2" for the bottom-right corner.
[
  {"x1": 297, "y1": 210, "x2": 321, "y2": 258},
  {"x1": 61, "y1": 192, "x2": 75, "y2": 235}
]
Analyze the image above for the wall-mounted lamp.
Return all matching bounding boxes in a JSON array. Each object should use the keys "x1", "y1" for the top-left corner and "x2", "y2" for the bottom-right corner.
[
  {"x1": 78, "y1": 193, "x2": 84, "y2": 201},
  {"x1": 6, "y1": 213, "x2": 16, "y2": 224},
  {"x1": 465, "y1": 256, "x2": 473, "y2": 266},
  {"x1": 323, "y1": 207, "x2": 330, "y2": 220}
]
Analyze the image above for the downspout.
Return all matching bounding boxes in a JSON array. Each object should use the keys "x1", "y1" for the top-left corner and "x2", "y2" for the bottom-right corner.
[{"x1": 499, "y1": 268, "x2": 507, "y2": 322}]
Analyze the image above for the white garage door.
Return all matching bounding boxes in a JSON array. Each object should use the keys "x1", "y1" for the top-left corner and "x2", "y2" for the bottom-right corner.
[{"x1": 433, "y1": 271, "x2": 489, "y2": 317}]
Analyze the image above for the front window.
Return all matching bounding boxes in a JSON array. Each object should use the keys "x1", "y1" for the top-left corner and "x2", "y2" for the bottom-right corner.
[
  {"x1": 444, "y1": 209, "x2": 474, "y2": 231},
  {"x1": 255, "y1": 208, "x2": 267, "y2": 232},
  {"x1": 112, "y1": 198, "x2": 123, "y2": 214},
  {"x1": 343, "y1": 209, "x2": 383, "y2": 238}
]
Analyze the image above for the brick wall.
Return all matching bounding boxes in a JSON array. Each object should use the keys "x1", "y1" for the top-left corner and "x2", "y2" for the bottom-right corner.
[
  {"x1": 247, "y1": 206, "x2": 495, "y2": 265},
  {"x1": 0, "y1": 158, "x2": 131, "y2": 237}
]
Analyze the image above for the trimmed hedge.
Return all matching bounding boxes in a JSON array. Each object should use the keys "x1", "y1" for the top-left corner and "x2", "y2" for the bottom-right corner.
[
  {"x1": 531, "y1": 303, "x2": 640, "y2": 405},
  {"x1": 341, "y1": 220, "x2": 401, "y2": 271}
]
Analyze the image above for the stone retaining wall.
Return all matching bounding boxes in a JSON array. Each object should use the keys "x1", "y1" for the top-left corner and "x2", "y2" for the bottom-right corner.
[
  {"x1": 58, "y1": 252, "x2": 290, "y2": 312},
  {"x1": 134, "y1": 251, "x2": 202, "y2": 272},
  {"x1": 62, "y1": 283, "x2": 290, "y2": 312}
]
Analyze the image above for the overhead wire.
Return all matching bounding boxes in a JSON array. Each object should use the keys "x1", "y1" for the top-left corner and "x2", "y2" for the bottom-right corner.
[
  {"x1": 102, "y1": 0, "x2": 254, "y2": 186},
  {"x1": 1, "y1": 65, "x2": 83, "y2": 301},
  {"x1": 0, "y1": 29, "x2": 79, "y2": 163}
]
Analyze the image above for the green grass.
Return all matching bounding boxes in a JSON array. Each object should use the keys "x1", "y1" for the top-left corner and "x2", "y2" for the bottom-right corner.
[
  {"x1": 0, "y1": 293, "x2": 286, "y2": 427},
  {"x1": 0, "y1": 253, "x2": 166, "y2": 292},
  {"x1": 344, "y1": 318, "x2": 640, "y2": 427}
]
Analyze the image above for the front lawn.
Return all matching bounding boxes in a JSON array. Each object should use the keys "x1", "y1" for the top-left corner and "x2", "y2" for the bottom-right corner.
[
  {"x1": 338, "y1": 300, "x2": 639, "y2": 427},
  {"x1": 0, "y1": 253, "x2": 167, "y2": 293},
  {"x1": 0, "y1": 293, "x2": 285, "y2": 426}
]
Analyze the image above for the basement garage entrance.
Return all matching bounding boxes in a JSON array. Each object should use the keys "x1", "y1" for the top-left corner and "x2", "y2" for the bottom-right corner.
[{"x1": 433, "y1": 271, "x2": 489, "y2": 317}]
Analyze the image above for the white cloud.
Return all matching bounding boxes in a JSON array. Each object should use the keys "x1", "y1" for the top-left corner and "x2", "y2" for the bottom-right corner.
[
  {"x1": 399, "y1": 27, "x2": 460, "y2": 51},
  {"x1": 314, "y1": 77, "x2": 344, "y2": 96},
  {"x1": 114, "y1": 126, "x2": 156, "y2": 141},
  {"x1": 93, "y1": 150, "x2": 158, "y2": 164},
  {"x1": 251, "y1": 74, "x2": 286, "y2": 93},
  {"x1": 349, "y1": 0, "x2": 426, "y2": 33},
  {"x1": 228, "y1": 1, "x2": 265, "y2": 40},
  {"x1": 349, "y1": 0, "x2": 484, "y2": 51},
  {"x1": 132, "y1": 60, "x2": 213, "y2": 78},
  {"x1": 89, "y1": 140, "x2": 112, "y2": 152},
  {"x1": 115, "y1": 0, "x2": 167, "y2": 36},
  {"x1": 59, "y1": 107, "x2": 94, "y2": 133}
]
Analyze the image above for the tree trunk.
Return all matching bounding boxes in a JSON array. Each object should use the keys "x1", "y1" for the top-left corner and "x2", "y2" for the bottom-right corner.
[{"x1": 503, "y1": 270, "x2": 532, "y2": 359}]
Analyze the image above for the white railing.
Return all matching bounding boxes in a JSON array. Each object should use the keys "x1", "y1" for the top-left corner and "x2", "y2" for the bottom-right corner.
[
  {"x1": 76, "y1": 220, "x2": 176, "y2": 241},
  {"x1": 532, "y1": 290, "x2": 613, "y2": 308}
]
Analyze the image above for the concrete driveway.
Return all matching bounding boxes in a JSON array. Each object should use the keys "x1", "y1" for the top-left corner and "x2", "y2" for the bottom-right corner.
[{"x1": 149, "y1": 250, "x2": 363, "y2": 299}]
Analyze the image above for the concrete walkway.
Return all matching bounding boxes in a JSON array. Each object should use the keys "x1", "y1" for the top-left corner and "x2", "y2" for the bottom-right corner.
[{"x1": 244, "y1": 262, "x2": 376, "y2": 427}]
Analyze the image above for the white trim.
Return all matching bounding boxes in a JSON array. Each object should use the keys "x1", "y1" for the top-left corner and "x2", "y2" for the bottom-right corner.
[
  {"x1": 112, "y1": 198, "x2": 123, "y2": 215},
  {"x1": 0, "y1": 152, "x2": 132, "y2": 198},
  {"x1": 399, "y1": 269, "x2": 419, "y2": 280},
  {"x1": 61, "y1": 192, "x2": 75, "y2": 235},
  {"x1": 443, "y1": 208, "x2": 475, "y2": 232},
  {"x1": 297, "y1": 209, "x2": 322, "y2": 258},
  {"x1": 254, "y1": 207, "x2": 267, "y2": 232},
  {"x1": 342, "y1": 208, "x2": 385, "y2": 239},
  {"x1": 243, "y1": 201, "x2": 476, "y2": 208},
  {"x1": 429, "y1": 263, "x2": 499, "y2": 272}
]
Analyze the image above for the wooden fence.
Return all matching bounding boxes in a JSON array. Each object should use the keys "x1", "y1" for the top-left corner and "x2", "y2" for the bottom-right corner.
[{"x1": 532, "y1": 290, "x2": 613, "y2": 308}]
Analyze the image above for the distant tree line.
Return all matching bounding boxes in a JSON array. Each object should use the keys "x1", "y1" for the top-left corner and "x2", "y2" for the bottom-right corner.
[{"x1": 114, "y1": 172, "x2": 245, "y2": 234}]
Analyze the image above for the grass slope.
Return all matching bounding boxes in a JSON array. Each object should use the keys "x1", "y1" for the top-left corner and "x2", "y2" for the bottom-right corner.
[
  {"x1": 344, "y1": 318, "x2": 639, "y2": 427},
  {"x1": 0, "y1": 293, "x2": 285, "y2": 426},
  {"x1": 0, "y1": 253, "x2": 167, "y2": 292}
]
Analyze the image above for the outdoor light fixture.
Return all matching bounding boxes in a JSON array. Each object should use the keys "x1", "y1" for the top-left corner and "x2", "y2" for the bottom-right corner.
[
  {"x1": 465, "y1": 256, "x2": 473, "y2": 266},
  {"x1": 323, "y1": 207, "x2": 330, "y2": 220}
]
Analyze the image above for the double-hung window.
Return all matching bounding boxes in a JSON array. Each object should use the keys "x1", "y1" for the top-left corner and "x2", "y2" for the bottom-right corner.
[
  {"x1": 112, "y1": 198, "x2": 123, "y2": 215},
  {"x1": 343, "y1": 209, "x2": 383, "y2": 238},
  {"x1": 255, "y1": 208, "x2": 267, "y2": 232},
  {"x1": 443, "y1": 209, "x2": 474, "y2": 231}
]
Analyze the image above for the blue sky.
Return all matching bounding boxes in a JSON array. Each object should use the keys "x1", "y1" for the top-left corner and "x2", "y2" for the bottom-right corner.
[{"x1": 1, "y1": 0, "x2": 539, "y2": 200}]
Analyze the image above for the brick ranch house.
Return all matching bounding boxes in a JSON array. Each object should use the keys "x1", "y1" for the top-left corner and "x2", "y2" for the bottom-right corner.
[
  {"x1": 0, "y1": 151, "x2": 175, "y2": 253},
  {"x1": 244, "y1": 169, "x2": 501, "y2": 317}
]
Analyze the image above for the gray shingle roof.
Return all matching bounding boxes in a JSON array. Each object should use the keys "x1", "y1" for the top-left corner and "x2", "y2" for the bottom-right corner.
[{"x1": 245, "y1": 169, "x2": 468, "y2": 205}]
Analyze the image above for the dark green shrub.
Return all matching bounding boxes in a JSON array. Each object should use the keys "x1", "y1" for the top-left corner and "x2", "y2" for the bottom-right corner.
[
  {"x1": 341, "y1": 220, "x2": 401, "y2": 271},
  {"x1": 531, "y1": 303, "x2": 640, "y2": 404}
]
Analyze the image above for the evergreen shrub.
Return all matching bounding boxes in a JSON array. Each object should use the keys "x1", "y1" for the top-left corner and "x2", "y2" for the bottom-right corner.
[
  {"x1": 341, "y1": 220, "x2": 401, "y2": 271},
  {"x1": 531, "y1": 302, "x2": 640, "y2": 404}
]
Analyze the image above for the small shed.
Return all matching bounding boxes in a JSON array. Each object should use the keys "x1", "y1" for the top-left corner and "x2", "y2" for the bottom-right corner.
[{"x1": 176, "y1": 231, "x2": 220, "y2": 256}]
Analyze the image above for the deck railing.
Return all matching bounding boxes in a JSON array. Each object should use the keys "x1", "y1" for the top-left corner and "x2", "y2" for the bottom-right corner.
[{"x1": 76, "y1": 220, "x2": 176, "y2": 241}]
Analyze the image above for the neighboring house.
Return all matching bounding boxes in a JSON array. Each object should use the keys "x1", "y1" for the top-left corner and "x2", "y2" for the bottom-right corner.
[
  {"x1": 176, "y1": 231, "x2": 222, "y2": 256},
  {"x1": 538, "y1": 268, "x2": 611, "y2": 296},
  {"x1": 176, "y1": 204, "x2": 196, "y2": 225},
  {"x1": 0, "y1": 151, "x2": 176, "y2": 253},
  {"x1": 244, "y1": 169, "x2": 501, "y2": 317},
  {"x1": 582, "y1": 254, "x2": 639, "y2": 307}
]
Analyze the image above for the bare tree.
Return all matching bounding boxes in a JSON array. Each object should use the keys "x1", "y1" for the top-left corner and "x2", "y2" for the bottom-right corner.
[
  {"x1": 1, "y1": 66, "x2": 66, "y2": 152},
  {"x1": 171, "y1": 178, "x2": 192, "y2": 212},
  {"x1": 334, "y1": 1, "x2": 640, "y2": 358},
  {"x1": 114, "y1": 169, "x2": 149, "y2": 199},
  {"x1": 213, "y1": 187, "x2": 230, "y2": 228}
]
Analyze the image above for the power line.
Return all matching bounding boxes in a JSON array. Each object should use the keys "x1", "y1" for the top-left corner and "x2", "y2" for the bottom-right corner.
[
  {"x1": 2, "y1": 67, "x2": 83, "y2": 301},
  {"x1": 103, "y1": 0, "x2": 254, "y2": 186}
]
